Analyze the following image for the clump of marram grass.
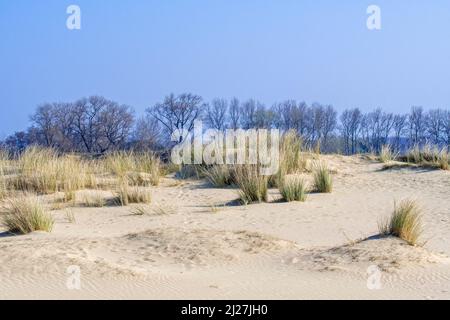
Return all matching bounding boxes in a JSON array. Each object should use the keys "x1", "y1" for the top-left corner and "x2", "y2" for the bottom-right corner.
[
  {"x1": 151, "y1": 202, "x2": 178, "y2": 215},
  {"x1": 279, "y1": 175, "x2": 308, "y2": 202},
  {"x1": 378, "y1": 199, "x2": 423, "y2": 246},
  {"x1": 1, "y1": 195, "x2": 54, "y2": 234},
  {"x1": 0, "y1": 150, "x2": 8, "y2": 200},
  {"x1": 379, "y1": 144, "x2": 397, "y2": 163},
  {"x1": 104, "y1": 151, "x2": 161, "y2": 186},
  {"x1": 312, "y1": 162, "x2": 333, "y2": 193},
  {"x1": 234, "y1": 164, "x2": 268, "y2": 204},
  {"x1": 116, "y1": 185, "x2": 151, "y2": 206},
  {"x1": 64, "y1": 209, "x2": 76, "y2": 223},
  {"x1": 406, "y1": 144, "x2": 422, "y2": 164},
  {"x1": 130, "y1": 205, "x2": 149, "y2": 216},
  {"x1": 12, "y1": 147, "x2": 88, "y2": 194},
  {"x1": 177, "y1": 164, "x2": 204, "y2": 179},
  {"x1": 403, "y1": 144, "x2": 449, "y2": 170},
  {"x1": 81, "y1": 193, "x2": 106, "y2": 207},
  {"x1": 268, "y1": 130, "x2": 307, "y2": 188},
  {"x1": 280, "y1": 130, "x2": 305, "y2": 174},
  {"x1": 201, "y1": 165, "x2": 234, "y2": 187},
  {"x1": 438, "y1": 149, "x2": 449, "y2": 170}
]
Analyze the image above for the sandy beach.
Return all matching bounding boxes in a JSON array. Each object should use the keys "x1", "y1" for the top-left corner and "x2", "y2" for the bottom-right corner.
[{"x1": 1, "y1": 155, "x2": 449, "y2": 300}]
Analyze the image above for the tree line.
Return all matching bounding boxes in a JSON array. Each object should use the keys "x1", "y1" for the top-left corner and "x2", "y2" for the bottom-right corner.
[{"x1": 1, "y1": 93, "x2": 449, "y2": 155}]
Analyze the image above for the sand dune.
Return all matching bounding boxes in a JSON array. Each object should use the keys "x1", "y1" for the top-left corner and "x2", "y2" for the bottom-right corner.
[{"x1": 1, "y1": 155, "x2": 449, "y2": 299}]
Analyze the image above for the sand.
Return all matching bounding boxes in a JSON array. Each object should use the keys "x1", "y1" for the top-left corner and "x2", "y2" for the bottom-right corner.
[{"x1": 1, "y1": 155, "x2": 449, "y2": 299}]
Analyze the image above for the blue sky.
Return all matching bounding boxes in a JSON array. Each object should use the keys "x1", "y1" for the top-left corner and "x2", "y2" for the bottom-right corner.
[{"x1": 1, "y1": 0, "x2": 450, "y2": 137}]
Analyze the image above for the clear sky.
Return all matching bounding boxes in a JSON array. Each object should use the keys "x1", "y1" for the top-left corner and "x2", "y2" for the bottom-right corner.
[{"x1": 1, "y1": 0, "x2": 450, "y2": 138}]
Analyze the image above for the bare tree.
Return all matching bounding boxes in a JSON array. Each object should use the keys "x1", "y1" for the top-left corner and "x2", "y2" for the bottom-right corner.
[
  {"x1": 98, "y1": 102, "x2": 134, "y2": 152},
  {"x1": 444, "y1": 110, "x2": 450, "y2": 151},
  {"x1": 392, "y1": 114, "x2": 408, "y2": 151},
  {"x1": 273, "y1": 100, "x2": 295, "y2": 130},
  {"x1": 149, "y1": 93, "x2": 203, "y2": 144},
  {"x1": 205, "y1": 98, "x2": 228, "y2": 131},
  {"x1": 321, "y1": 105, "x2": 337, "y2": 151},
  {"x1": 70, "y1": 96, "x2": 134, "y2": 153},
  {"x1": 409, "y1": 106, "x2": 425, "y2": 146},
  {"x1": 4, "y1": 131, "x2": 30, "y2": 153},
  {"x1": 131, "y1": 114, "x2": 162, "y2": 150},
  {"x1": 254, "y1": 102, "x2": 275, "y2": 129},
  {"x1": 340, "y1": 108, "x2": 362, "y2": 155},
  {"x1": 30, "y1": 103, "x2": 61, "y2": 147},
  {"x1": 426, "y1": 109, "x2": 445, "y2": 145},
  {"x1": 228, "y1": 98, "x2": 241, "y2": 130},
  {"x1": 240, "y1": 99, "x2": 257, "y2": 129}
]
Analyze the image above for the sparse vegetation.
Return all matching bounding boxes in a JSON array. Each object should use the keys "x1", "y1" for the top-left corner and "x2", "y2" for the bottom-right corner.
[
  {"x1": 400, "y1": 144, "x2": 450, "y2": 170},
  {"x1": 130, "y1": 205, "x2": 149, "y2": 216},
  {"x1": 0, "y1": 150, "x2": 8, "y2": 200},
  {"x1": 202, "y1": 165, "x2": 233, "y2": 187},
  {"x1": 313, "y1": 162, "x2": 333, "y2": 193},
  {"x1": 81, "y1": 193, "x2": 106, "y2": 207},
  {"x1": 152, "y1": 202, "x2": 178, "y2": 215},
  {"x1": 271, "y1": 130, "x2": 307, "y2": 187},
  {"x1": 234, "y1": 164, "x2": 268, "y2": 204},
  {"x1": 10, "y1": 147, "x2": 88, "y2": 194},
  {"x1": 279, "y1": 175, "x2": 308, "y2": 202},
  {"x1": 64, "y1": 209, "x2": 76, "y2": 223},
  {"x1": 379, "y1": 144, "x2": 397, "y2": 163},
  {"x1": 378, "y1": 199, "x2": 423, "y2": 246},
  {"x1": 117, "y1": 185, "x2": 151, "y2": 206},
  {"x1": 105, "y1": 151, "x2": 161, "y2": 186},
  {"x1": 1, "y1": 195, "x2": 54, "y2": 234}
]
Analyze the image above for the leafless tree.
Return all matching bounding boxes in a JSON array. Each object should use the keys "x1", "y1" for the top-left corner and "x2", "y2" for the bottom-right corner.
[
  {"x1": 131, "y1": 114, "x2": 162, "y2": 150},
  {"x1": 321, "y1": 105, "x2": 338, "y2": 151},
  {"x1": 98, "y1": 102, "x2": 134, "y2": 152},
  {"x1": 409, "y1": 106, "x2": 425, "y2": 146},
  {"x1": 426, "y1": 109, "x2": 445, "y2": 145},
  {"x1": 392, "y1": 114, "x2": 408, "y2": 151},
  {"x1": 340, "y1": 108, "x2": 362, "y2": 155},
  {"x1": 228, "y1": 98, "x2": 241, "y2": 130},
  {"x1": 294, "y1": 102, "x2": 310, "y2": 137},
  {"x1": 30, "y1": 103, "x2": 61, "y2": 147},
  {"x1": 444, "y1": 110, "x2": 450, "y2": 150},
  {"x1": 30, "y1": 102, "x2": 76, "y2": 151},
  {"x1": 205, "y1": 98, "x2": 228, "y2": 131},
  {"x1": 4, "y1": 131, "x2": 30, "y2": 153},
  {"x1": 149, "y1": 93, "x2": 203, "y2": 144},
  {"x1": 254, "y1": 102, "x2": 275, "y2": 129},
  {"x1": 240, "y1": 99, "x2": 257, "y2": 129},
  {"x1": 70, "y1": 96, "x2": 134, "y2": 153}
]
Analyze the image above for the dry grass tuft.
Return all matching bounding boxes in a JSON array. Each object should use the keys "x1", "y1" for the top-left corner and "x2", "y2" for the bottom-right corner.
[
  {"x1": 379, "y1": 144, "x2": 397, "y2": 163},
  {"x1": 151, "y1": 202, "x2": 178, "y2": 215},
  {"x1": 116, "y1": 185, "x2": 151, "y2": 206},
  {"x1": 403, "y1": 144, "x2": 449, "y2": 170},
  {"x1": 234, "y1": 164, "x2": 268, "y2": 204},
  {"x1": 130, "y1": 205, "x2": 150, "y2": 216},
  {"x1": 64, "y1": 209, "x2": 76, "y2": 223},
  {"x1": 12, "y1": 147, "x2": 88, "y2": 194},
  {"x1": 105, "y1": 151, "x2": 161, "y2": 186},
  {"x1": 313, "y1": 161, "x2": 333, "y2": 193},
  {"x1": 1, "y1": 195, "x2": 54, "y2": 234},
  {"x1": 201, "y1": 165, "x2": 233, "y2": 187},
  {"x1": 81, "y1": 192, "x2": 106, "y2": 207},
  {"x1": 279, "y1": 175, "x2": 308, "y2": 202},
  {"x1": 378, "y1": 199, "x2": 423, "y2": 246},
  {"x1": 0, "y1": 150, "x2": 8, "y2": 200}
]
